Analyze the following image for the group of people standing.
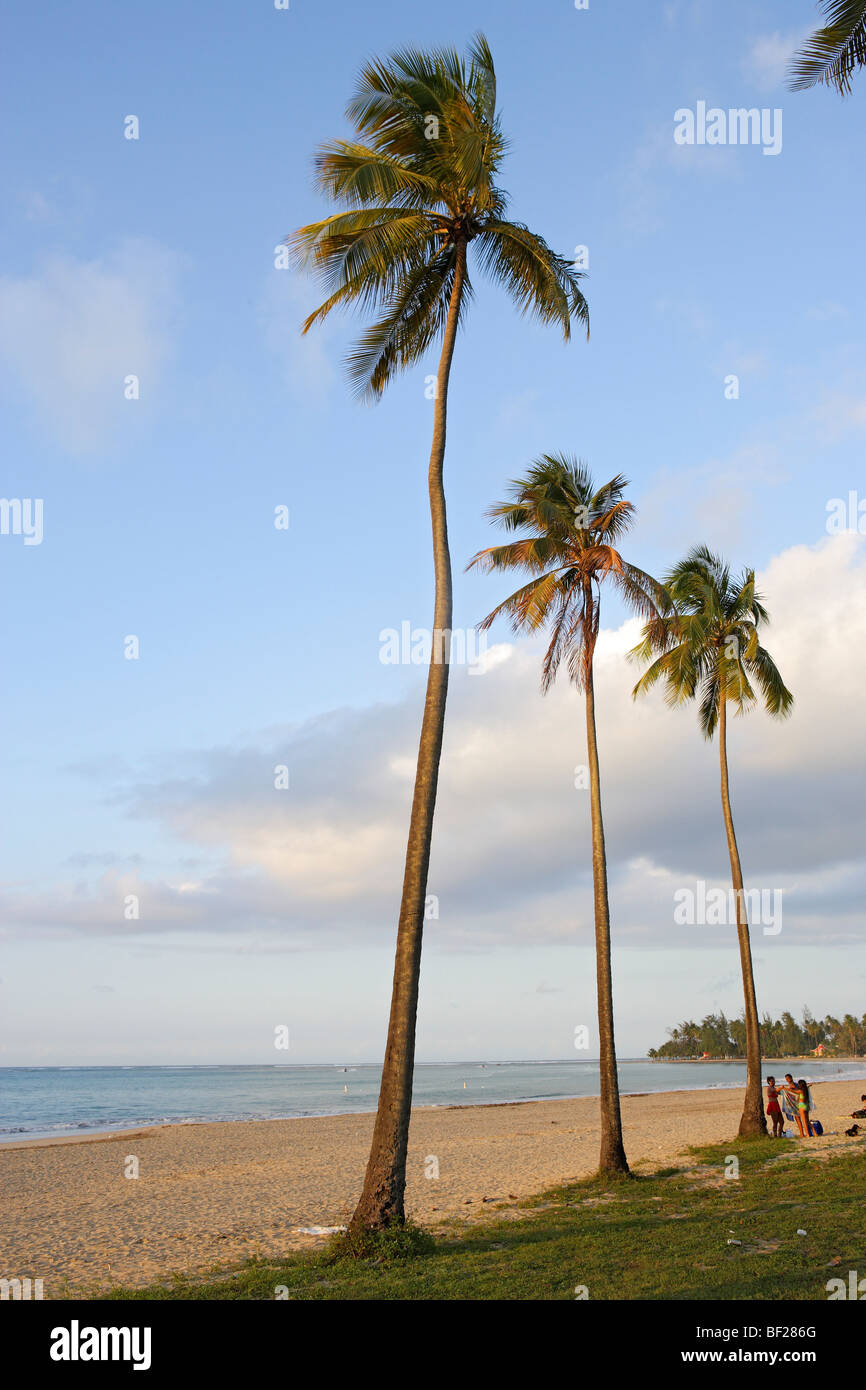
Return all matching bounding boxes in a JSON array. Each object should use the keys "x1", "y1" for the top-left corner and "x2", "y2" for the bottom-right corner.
[{"x1": 766, "y1": 1073, "x2": 818, "y2": 1137}]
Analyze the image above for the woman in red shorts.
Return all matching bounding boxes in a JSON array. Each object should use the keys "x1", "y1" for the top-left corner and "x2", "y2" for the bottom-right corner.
[{"x1": 766, "y1": 1075, "x2": 784, "y2": 1138}]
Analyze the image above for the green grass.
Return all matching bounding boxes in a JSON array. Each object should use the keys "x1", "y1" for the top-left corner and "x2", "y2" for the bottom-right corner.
[{"x1": 99, "y1": 1138, "x2": 864, "y2": 1301}]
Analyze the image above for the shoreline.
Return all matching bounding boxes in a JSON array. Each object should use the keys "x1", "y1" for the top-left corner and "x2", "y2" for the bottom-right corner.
[
  {"x1": 4, "y1": 1058, "x2": 865, "y2": 1150},
  {"x1": 3, "y1": 1078, "x2": 865, "y2": 1292}
]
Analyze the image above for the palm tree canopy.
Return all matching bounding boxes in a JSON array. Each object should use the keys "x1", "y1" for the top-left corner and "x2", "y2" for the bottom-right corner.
[
  {"x1": 468, "y1": 454, "x2": 664, "y2": 691},
  {"x1": 789, "y1": 0, "x2": 866, "y2": 93},
  {"x1": 289, "y1": 34, "x2": 588, "y2": 397},
  {"x1": 629, "y1": 544, "x2": 794, "y2": 739}
]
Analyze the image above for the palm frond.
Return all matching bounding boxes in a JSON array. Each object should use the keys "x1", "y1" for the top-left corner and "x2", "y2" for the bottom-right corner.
[
  {"x1": 563, "y1": 587, "x2": 598, "y2": 692},
  {"x1": 476, "y1": 569, "x2": 565, "y2": 635},
  {"x1": 475, "y1": 220, "x2": 589, "y2": 339},
  {"x1": 631, "y1": 545, "x2": 793, "y2": 739},
  {"x1": 344, "y1": 244, "x2": 462, "y2": 397},
  {"x1": 472, "y1": 455, "x2": 660, "y2": 693},
  {"x1": 698, "y1": 673, "x2": 722, "y2": 740},
  {"x1": 630, "y1": 650, "x2": 673, "y2": 700},
  {"x1": 312, "y1": 144, "x2": 444, "y2": 210},
  {"x1": 466, "y1": 535, "x2": 565, "y2": 576},
  {"x1": 467, "y1": 31, "x2": 498, "y2": 126},
  {"x1": 290, "y1": 210, "x2": 441, "y2": 328},
  {"x1": 788, "y1": 0, "x2": 866, "y2": 93},
  {"x1": 609, "y1": 561, "x2": 669, "y2": 623},
  {"x1": 746, "y1": 645, "x2": 795, "y2": 718}
]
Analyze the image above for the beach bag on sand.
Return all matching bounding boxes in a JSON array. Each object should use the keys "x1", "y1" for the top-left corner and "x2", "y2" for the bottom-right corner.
[{"x1": 811, "y1": 1119, "x2": 824, "y2": 1135}]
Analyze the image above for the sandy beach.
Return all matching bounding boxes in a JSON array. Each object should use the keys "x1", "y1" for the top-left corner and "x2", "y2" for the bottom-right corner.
[{"x1": 1, "y1": 1079, "x2": 863, "y2": 1294}]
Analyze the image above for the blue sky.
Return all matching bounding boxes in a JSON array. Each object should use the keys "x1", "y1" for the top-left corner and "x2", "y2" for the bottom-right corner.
[{"x1": 1, "y1": 0, "x2": 864, "y2": 1065}]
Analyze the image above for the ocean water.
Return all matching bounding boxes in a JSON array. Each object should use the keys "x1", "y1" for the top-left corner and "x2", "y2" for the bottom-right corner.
[{"x1": 1, "y1": 1058, "x2": 864, "y2": 1143}]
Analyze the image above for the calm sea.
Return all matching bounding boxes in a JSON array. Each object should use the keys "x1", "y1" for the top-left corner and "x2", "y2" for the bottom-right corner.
[{"x1": 2, "y1": 1059, "x2": 864, "y2": 1144}]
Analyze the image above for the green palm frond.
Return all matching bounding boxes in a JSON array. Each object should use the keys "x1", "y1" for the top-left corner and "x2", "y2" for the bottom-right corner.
[
  {"x1": 698, "y1": 673, "x2": 722, "y2": 739},
  {"x1": 291, "y1": 210, "x2": 442, "y2": 328},
  {"x1": 347, "y1": 47, "x2": 465, "y2": 144},
  {"x1": 345, "y1": 245, "x2": 463, "y2": 397},
  {"x1": 291, "y1": 35, "x2": 587, "y2": 396},
  {"x1": 749, "y1": 644, "x2": 795, "y2": 718},
  {"x1": 312, "y1": 145, "x2": 444, "y2": 210},
  {"x1": 631, "y1": 649, "x2": 673, "y2": 699},
  {"x1": 630, "y1": 545, "x2": 794, "y2": 739},
  {"x1": 724, "y1": 657, "x2": 756, "y2": 712},
  {"x1": 475, "y1": 221, "x2": 589, "y2": 339},
  {"x1": 466, "y1": 32, "x2": 498, "y2": 126},
  {"x1": 469, "y1": 455, "x2": 662, "y2": 693},
  {"x1": 589, "y1": 472, "x2": 629, "y2": 512},
  {"x1": 789, "y1": 0, "x2": 866, "y2": 93}
]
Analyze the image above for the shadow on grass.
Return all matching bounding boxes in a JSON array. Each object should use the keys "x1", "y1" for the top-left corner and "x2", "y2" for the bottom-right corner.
[{"x1": 102, "y1": 1145, "x2": 863, "y2": 1302}]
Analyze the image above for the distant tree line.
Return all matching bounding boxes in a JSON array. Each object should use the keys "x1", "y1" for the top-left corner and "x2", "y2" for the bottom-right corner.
[{"x1": 648, "y1": 1009, "x2": 866, "y2": 1060}]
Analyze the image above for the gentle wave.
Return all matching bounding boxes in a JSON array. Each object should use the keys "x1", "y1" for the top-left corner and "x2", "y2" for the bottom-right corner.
[{"x1": 2, "y1": 1059, "x2": 864, "y2": 1143}]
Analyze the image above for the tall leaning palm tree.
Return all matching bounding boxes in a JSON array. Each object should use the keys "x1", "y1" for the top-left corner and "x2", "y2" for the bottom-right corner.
[
  {"x1": 290, "y1": 36, "x2": 588, "y2": 1233},
  {"x1": 630, "y1": 547, "x2": 793, "y2": 1138},
  {"x1": 469, "y1": 456, "x2": 664, "y2": 1175},
  {"x1": 789, "y1": 1, "x2": 866, "y2": 93}
]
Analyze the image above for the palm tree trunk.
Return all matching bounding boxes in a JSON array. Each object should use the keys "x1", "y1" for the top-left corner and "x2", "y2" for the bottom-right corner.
[
  {"x1": 718, "y1": 697, "x2": 766, "y2": 1138},
  {"x1": 350, "y1": 241, "x2": 468, "y2": 1232},
  {"x1": 584, "y1": 657, "x2": 629, "y2": 1174}
]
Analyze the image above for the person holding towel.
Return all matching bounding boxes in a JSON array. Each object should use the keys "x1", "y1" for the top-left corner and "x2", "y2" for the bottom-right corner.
[{"x1": 780, "y1": 1074, "x2": 798, "y2": 1133}]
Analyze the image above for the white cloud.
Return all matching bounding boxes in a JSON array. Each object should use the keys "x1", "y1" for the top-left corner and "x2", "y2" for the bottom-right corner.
[
  {"x1": 0, "y1": 239, "x2": 179, "y2": 452},
  {"x1": 471, "y1": 641, "x2": 513, "y2": 676},
  {"x1": 742, "y1": 30, "x2": 812, "y2": 91},
  {"x1": 639, "y1": 443, "x2": 786, "y2": 552},
  {"x1": 3, "y1": 535, "x2": 864, "y2": 952}
]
